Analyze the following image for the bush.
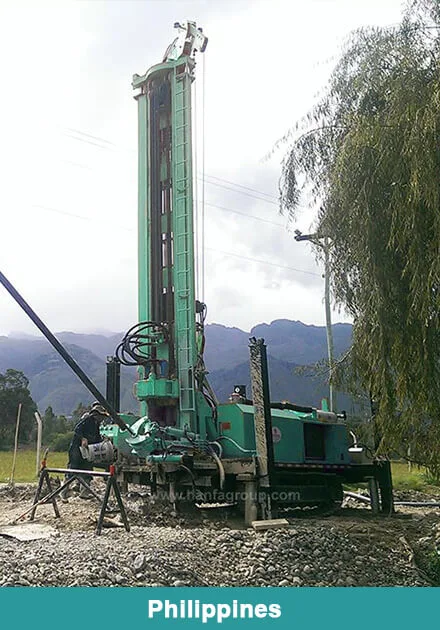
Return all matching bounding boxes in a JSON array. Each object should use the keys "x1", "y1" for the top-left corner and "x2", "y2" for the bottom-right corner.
[
  {"x1": 423, "y1": 469, "x2": 440, "y2": 487},
  {"x1": 49, "y1": 432, "x2": 73, "y2": 452}
]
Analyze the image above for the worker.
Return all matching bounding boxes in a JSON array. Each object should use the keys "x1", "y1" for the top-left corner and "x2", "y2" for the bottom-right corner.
[{"x1": 60, "y1": 402, "x2": 110, "y2": 500}]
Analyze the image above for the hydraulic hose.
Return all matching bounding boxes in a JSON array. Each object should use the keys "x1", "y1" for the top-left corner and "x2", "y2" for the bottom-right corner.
[
  {"x1": 217, "y1": 435, "x2": 256, "y2": 454},
  {"x1": 210, "y1": 449, "x2": 225, "y2": 490}
]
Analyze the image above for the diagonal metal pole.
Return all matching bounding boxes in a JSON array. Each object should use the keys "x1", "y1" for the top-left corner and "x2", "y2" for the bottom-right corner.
[{"x1": 0, "y1": 270, "x2": 133, "y2": 434}]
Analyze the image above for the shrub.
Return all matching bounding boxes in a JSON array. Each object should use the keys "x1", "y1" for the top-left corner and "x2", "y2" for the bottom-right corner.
[{"x1": 49, "y1": 432, "x2": 73, "y2": 452}]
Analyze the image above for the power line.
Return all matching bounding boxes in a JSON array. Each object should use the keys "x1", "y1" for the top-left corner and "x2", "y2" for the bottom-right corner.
[
  {"x1": 206, "y1": 201, "x2": 285, "y2": 228},
  {"x1": 197, "y1": 177, "x2": 279, "y2": 206},
  {"x1": 202, "y1": 173, "x2": 278, "y2": 201},
  {"x1": 62, "y1": 128, "x2": 280, "y2": 205},
  {"x1": 63, "y1": 131, "x2": 123, "y2": 153},
  {"x1": 27, "y1": 204, "x2": 319, "y2": 278},
  {"x1": 206, "y1": 247, "x2": 321, "y2": 277},
  {"x1": 37, "y1": 153, "x2": 288, "y2": 227},
  {"x1": 33, "y1": 204, "x2": 90, "y2": 222},
  {"x1": 31, "y1": 204, "x2": 135, "y2": 232},
  {"x1": 201, "y1": 52, "x2": 206, "y2": 304},
  {"x1": 62, "y1": 159, "x2": 93, "y2": 171},
  {"x1": 64, "y1": 127, "x2": 119, "y2": 148}
]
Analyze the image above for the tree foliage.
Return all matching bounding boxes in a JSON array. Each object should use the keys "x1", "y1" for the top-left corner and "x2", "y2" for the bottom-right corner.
[
  {"x1": 42, "y1": 405, "x2": 57, "y2": 442},
  {"x1": 71, "y1": 402, "x2": 88, "y2": 424},
  {"x1": 0, "y1": 369, "x2": 37, "y2": 449},
  {"x1": 279, "y1": 0, "x2": 440, "y2": 471},
  {"x1": 41, "y1": 405, "x2": 72, "y2": 447}
]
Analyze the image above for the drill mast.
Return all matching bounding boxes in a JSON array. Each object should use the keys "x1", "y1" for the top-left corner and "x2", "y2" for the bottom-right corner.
[{"x1": 132, "y1": 21, "x2": 208, "y2": 434}]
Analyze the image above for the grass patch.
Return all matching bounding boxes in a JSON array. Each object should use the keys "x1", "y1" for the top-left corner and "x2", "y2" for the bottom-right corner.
[
  {"x1": 2, "y1": 453, "x2": 439, "y2": 494},
  {"x1": 347, "y1": 463, "x2": 440, "y2": 494},
  {"x1": 391, "y1": 461, "x2": 440, "y2": 494},
  {"x1": 0, "y1": 450, "x2": 67, "y2": 483},
  {"x1": 391, "y1": 462, "x2": 426, "y2": 491}
]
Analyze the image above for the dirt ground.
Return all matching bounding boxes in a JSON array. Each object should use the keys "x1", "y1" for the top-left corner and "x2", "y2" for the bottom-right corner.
[{"x1": 0, "y1": 481, "x2": 439, "y2": 587}]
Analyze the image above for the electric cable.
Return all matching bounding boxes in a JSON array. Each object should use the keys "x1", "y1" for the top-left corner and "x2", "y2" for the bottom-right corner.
[
  {"x1": 62, "y1": 126, "x2": 279, "y2": 202},
  {"x1": 202, "y1": 173, "x2": 278, "y2": 201},
  {"x1": 197, "y1": 177, "x2": 279, "y2": 205},
  {"x1": 193, "y1": 72, "x2": 200, "y2": 301},
  {"x1": 201, "y1": 52, "x2": 206, "y2": 304},
  {"x1": 27, "y1": 203, "x2": 322, "y2": 278},
  {"x1": 62, "y1": 127, "x2": 282, "y2": 207},
  {"x1": 206, "y1": 247, "x2": 322, "y2": 277},
  {"x1": 205, "y1": 201, "x2": 286, "y2": 228}
]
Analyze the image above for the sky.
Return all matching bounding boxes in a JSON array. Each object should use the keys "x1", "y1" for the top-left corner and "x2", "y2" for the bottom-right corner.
[{"x1": 0, "y1": 0, "x2": 405, "y2": 337}]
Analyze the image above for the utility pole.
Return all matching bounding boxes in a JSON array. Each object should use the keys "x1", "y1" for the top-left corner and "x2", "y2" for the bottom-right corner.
[{"x1": 294, "y1": 230, "x2": 335, "y2": 412}]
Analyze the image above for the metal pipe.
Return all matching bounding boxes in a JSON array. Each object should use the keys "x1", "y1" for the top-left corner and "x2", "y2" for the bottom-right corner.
[
  {"x1": 34, "y1": 411, "x2": 42, "y2": 477},
  {"x1": 343, "y1": 490, "x2": 371, "y2": 503},
  {"x1": 0, "y1": 270, "x2": 133, "y2": 435},
  {"x1": 42, "y1": 467, "x2": 111, "y2": 477},
  {"x1": 394, "y1": 501, "x2": 440, "y2": 507},
  {"x1": 344, "y1": 491, "x2": 440, "y2": 508},
  {"x1": 349, "y1": 430, "x2": 358, "y2": 447},
  {"x1": 147, "y1": 454, "x2": 184, "y2": 463}
]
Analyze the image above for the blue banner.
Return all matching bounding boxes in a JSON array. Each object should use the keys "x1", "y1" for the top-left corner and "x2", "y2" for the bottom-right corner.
[{"x1": 0, "y1": 587, "x2": 437, "y2": 629}]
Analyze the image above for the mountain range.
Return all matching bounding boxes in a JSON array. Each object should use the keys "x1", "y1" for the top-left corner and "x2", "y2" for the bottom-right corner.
[{"x1": 0, "y1": 320, "x2": 353, "y2": 415}]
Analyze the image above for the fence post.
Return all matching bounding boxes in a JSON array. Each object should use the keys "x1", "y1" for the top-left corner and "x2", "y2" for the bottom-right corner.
[
  {"x1": 10, "y1": 402, "x2": 23, "y2": 486},
  {"x1": 34, "y1": 411, "x2": 43, "y2": 477}
]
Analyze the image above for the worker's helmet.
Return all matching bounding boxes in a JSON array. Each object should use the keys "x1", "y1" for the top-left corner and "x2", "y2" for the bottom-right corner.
[{"x1": 90, "y1": 402, "x2": 110, "y2": 417}]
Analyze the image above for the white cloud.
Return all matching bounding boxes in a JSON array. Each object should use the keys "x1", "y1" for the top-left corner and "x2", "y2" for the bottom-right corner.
[{"x1": 0, "y1": 0, "x2": 403, "y2": 336}]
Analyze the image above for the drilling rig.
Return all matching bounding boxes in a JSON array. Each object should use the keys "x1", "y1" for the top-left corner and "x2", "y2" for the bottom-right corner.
[
  {"x1": 0, "y1": 21, "x2": 393, "y2": 524},
  {"x1": 101, "y1": 21, "x2": 394, "y2": 522}
]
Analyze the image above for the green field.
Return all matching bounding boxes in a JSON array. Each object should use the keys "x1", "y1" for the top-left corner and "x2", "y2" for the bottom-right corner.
[
  {"x1": 0, "y1": 451, "x2": 438, "y2": 493},
  {"x1": 0, "y1": 450, "x2": 67, "y2": 483},
  {"x1": 390, "y1": 461, "x2": 440, "y2": 494}
]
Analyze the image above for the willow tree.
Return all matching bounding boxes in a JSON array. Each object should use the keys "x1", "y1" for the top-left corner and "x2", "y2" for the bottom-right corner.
[{"x1": 279, "y1": 0, "x2": 440, "y2": 472}]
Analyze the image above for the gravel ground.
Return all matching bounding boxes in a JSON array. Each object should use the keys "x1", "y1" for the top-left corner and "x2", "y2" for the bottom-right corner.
[{"x1": 0, "y1": 483, "x2": 438, "y2": 587}]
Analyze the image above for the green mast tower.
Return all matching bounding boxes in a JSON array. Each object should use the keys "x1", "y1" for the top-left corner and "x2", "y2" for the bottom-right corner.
[{"x1": 131, "y1": 21, "x2": 208, "y2": 436}]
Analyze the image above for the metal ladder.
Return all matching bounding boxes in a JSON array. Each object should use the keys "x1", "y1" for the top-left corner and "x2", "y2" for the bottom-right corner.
[{"x1": 172, "y1": 65, "x2": 197, "y2": 431}]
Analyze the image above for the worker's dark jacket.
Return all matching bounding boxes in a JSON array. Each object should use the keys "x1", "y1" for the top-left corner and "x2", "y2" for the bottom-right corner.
[{"x1": 68, "y1": 412, "x2": 102, "y2": 468}]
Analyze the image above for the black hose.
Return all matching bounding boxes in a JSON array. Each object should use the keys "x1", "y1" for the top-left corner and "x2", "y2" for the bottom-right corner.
[
  {"x1": 115, "y1": 321, "x2": 168, "y2": 366},
  {"x1": 270, "y1": 401, "x2": 314, "y2": 413}
]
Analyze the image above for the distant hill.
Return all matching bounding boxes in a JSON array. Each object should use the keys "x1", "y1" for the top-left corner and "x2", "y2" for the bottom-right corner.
[
  {"x1": 249, "y1": 320, "x2": 352, "y2": 365},
  {"x1": 0, "y1": 336, "x2": 136, "y2": 415},
  {"x1": 209, "y1": 355, "x2": 355, "y2": 411},
  {"x1": 0, "y1": 320, "x2": 353, "y2": 415},
  {"x1": 209, "y1": 355, "x2": 327, "y2": 406},
  {"x1": 204, "y1": 324, "x2": 250, "y2": 371}
]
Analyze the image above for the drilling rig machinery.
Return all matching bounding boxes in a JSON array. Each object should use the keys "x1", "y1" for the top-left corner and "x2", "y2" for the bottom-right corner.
[
  {"x1": 0, "y1": 21, "x2": 393, "y2": 524},
  {"x1": 101, "y1": 21, "x2": 394, "y2": 522}
]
